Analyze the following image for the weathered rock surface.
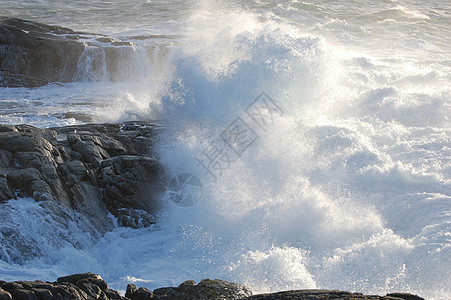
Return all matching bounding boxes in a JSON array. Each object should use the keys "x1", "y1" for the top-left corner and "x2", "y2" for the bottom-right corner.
[
  {"x1": 149, "y1": 279, "x2": 252, "y2": 300},
  {"x1": 0, "y1": 273, "x2": 426, "y2": 300},
  {"x1": 0, "y1": 17, "x2": 172, "y2": 87},
  {"x1": 0, "y1": 273, "x2": 121, "y2": 300},
  {"x1": 0, "y1": 122, "x2": 167, "y2": 233},
  {"x1": 0, "y1": 17, "x2": 88, "y2": 87},
  {"x1": 243, "y1": 290, "x2": 425, "y2": 300}
]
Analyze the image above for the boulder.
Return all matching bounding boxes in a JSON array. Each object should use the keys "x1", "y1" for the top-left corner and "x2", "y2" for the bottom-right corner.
[
  {"x1": 152, "y1": 279, "x2": 252, "y2": 300},
  {"x1": 133, "y1": 287, "x2": 154, "y2": 300},
  {"x1": 386, "y1": 293, "x2": 425, "y2": 300},
  {"x1": 0, "y1": 176, "x2": 14, "y2": 202},
  {"x1": 0, "y1": 273, "x2": 121, "y2": 300},
  {"x1": 126, "y1": 284, "x2": 138, "y2": 299}
]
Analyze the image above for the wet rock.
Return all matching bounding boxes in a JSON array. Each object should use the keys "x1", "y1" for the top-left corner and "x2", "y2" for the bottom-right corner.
[
  {"x1": 0, "y1": 274, "x2": 427, "y2": 300},
  {"x1": 0, "y1": 176, "x2": 14, "y2": 202},
  {"x1": 97, "y1": 155, "x2": 166, "y2": 220},
  {"x1": 152, "y1": 279, "x2": 252, "y2": 300},
  {"x1": 0, "y1": 17, "x2": 172, "y2": 87},
  {"x1": 0, "y1": 288, "x2": 12, "y2": 300},
  {"x1": 132, "y1": 287, "x2": 154, "y2": 300},
  {"x1": 0, "y1": 122, "x2": 166, "y2": 239},
  {"x1": 57, "y1": 272, "x2": 107, "y2": 289},
  {"x1": 126, "y1": 284, "x2": 138, "y2": 299},
  {"x1": 0, "y1": 17, "x2": 87, "y2": 87},
  {"x1": 0, "y1": 150, "x2": 13, "y2": 168},
  {"x1": 386, "y1": 293, "x2": 425, "y2": 300},
  {"x1": 243, "y1": 290, "x2": 426, "y2": 300},
  {"x1": 10, "y1": 289, "x2": 38, "y2": 300},
  {"x1": 115, "y1": 208, "x2": 157, "y2": 229},
  {"x1": 0, "y1": 273, "x2": 121, "y2": 300},
  {"x1": 0, "y1": 125, "x2": 18, "y2": 133},
  {"x1": 56, "y1": 272, "x2": 118, "y2": 299}
]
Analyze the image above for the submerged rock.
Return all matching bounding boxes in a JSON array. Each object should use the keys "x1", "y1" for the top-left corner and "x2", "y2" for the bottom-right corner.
[{"x1": 0, "y1": 122, "x2": 167, "y2": 239}]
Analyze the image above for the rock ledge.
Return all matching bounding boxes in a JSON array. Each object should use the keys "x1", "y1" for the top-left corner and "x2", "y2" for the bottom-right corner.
[
  {"x1": 0, "y1": 273, "x2": 425, "y2": 300},
  {"x1": 0, "y1": 122, "x2": 167, "y2": 234}
]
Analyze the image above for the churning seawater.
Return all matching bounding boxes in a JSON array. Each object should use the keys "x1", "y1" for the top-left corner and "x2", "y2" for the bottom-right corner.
[{"x1": 0, "y1": 0, "x2": 450, "y2": 298}]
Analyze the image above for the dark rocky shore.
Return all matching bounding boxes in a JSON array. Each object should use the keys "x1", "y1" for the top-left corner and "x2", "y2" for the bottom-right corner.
[
  {"x1": 0, "y1": 122, "x2": 167, "y2": 232},
  {"x1": 0, "y1": 17, "x2": 139, "y2": 87},
  {"x1": 0, "y1": 16, "x2": 85, "y2": 87},
  {"x1": 0, "y1": 120, "x2": 428, "y2": 300},
  {"x1": 0, "y1": 17, "x2": 174, "y2": 88},
  {"x1": 0, "y1": 123, "x2": 426, "y2": 300},
  {"x1": 0, "y1": 122, "x2": 170, "y2": 263},
  {"x1": 0, "y1": 17, "x2": 427, "y2": 300},
  {"x1": 0, "y1": 272, "x2": 425, "y2": 300}
]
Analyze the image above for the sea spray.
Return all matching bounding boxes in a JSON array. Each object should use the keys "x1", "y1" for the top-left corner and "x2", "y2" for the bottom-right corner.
[
  {"x1": 0, "y1": 0, "x2": 449, "y2": 299},
  {"x1": 156, "y1": 4, "x2": 450, "y2": 297}
]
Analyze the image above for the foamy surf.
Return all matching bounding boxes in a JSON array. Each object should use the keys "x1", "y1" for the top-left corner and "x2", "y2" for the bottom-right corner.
[{"x1": 0, "y1": 0, "x2": 450, "y2": 299}]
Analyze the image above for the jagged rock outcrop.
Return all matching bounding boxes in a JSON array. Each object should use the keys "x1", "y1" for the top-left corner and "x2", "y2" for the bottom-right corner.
[
  {"x1": 0, "y1": 17, "x2": 172, "y2": 87},
  {"x1": 0, "y1": 17, "x2": 89, "y2": 87},
  {"x1": 0, "y1": 273, "x2": 426, "y2": 300},
  {"x1": 127, "y1": 279, "x2": 252, "y2": 300},
  {"x1": 0, "y1": 273, "x2": 122, "y2": 300},
  {"x1": 0, "y1": 122, "x2": 167, "y2": 233}
]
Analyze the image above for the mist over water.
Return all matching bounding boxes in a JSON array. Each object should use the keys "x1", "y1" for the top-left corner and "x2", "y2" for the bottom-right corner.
[{"x1": 0, "y1": 0, "x2": 450, "y2": 299}]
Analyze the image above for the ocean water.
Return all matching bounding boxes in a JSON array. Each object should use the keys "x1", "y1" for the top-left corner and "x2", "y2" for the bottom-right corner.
[{"x1": 0, "y1": 0, "x2": 450, "y2": 299}]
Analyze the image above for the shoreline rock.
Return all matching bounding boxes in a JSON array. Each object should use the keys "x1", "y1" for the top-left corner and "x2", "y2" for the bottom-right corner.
[
  {"x1": 0, "y1": 17, "x2": 174, "y2": 88},
  {"x1": 0, "y1": 17, "x2": 89, "y2": 87},
  {"x1": 0, "y1": 273, "x2": 425, "y2": 300},
  {"x1": 0, "y1": 122, "x2": 168, "y2": 262}
]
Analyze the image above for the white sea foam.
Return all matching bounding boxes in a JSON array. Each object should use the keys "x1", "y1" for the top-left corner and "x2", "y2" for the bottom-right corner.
[{"x1": 0, "y1": 0, "x2": 450, "y2": 299}]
